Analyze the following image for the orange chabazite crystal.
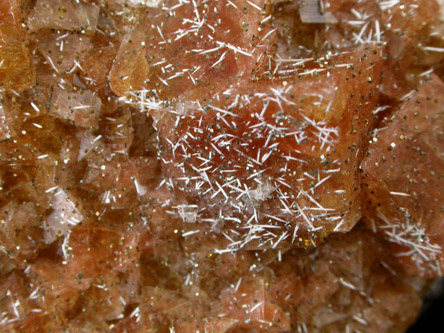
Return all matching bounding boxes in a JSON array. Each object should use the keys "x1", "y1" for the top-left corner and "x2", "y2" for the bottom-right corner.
[
  {"x1": 0, "y1": 0, "x2": 35, "y2": 91},
  {"x1": 27, "y1": 0, "x2": 99, "y2": 32},
  {"x1": 0, "y1": 0, "x2": 444, "y2": 332},
  {"x1": 109, "y1": 26, "x2": 151, "y2": 96},
  {"x1": 112, "y1": 0, "x2": 278, "y2": 100},
  {"x1": 362, "y1": 74, "x2": 444, "y2": 277},
  {"x1": 156, "y1": 46, "x2": 382, "y2": 250}
]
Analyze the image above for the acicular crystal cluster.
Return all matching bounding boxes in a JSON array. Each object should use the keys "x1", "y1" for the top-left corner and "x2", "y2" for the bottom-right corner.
[{"x1": 1, "y1": 0, "x2": 444, "y2": 331}]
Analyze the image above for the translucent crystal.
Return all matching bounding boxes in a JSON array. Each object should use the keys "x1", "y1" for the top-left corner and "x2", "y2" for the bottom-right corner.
[
  {"x1": 109, "y1": 28, "x2": 151, "y2": 96},
  {"x1": 44, "y1": 189, "x2": 83, "y2": 244},
  {"x1": 27, "y1": 0, "x2": 99, "y2": 32},
  {"x1": 49, "y1": 86, "x2": 102, "y2": 128},
  {"x1": 0, "y1": 91, "x2": 15, "y2": 140},
  {"x1": 362, "y1": 74, "x2": 444, "y2": 277},
  {"x1": 156, "y1": 46, "x2": 382, "y2": 250},
  {"x1": 35, "y1": 32, "x2": 92, "y2": 74},
  {"x1": 0, "y1": 0, "x2": 35, "y2": 91}
]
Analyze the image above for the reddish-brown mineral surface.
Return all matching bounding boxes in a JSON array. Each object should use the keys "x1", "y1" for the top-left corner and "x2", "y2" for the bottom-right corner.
[
  {"x1": 1, "y1": 0, "x2": 444, "y2": 332},
  {"x1": 362, "y1": 74, "x2": 444, "y2": 278},
  {"x1": 0, "y1": 0, "x2": 35, "y2": 91},
  {"x1": 156, "y1": 46, "x2": 382, "y2": 250}
]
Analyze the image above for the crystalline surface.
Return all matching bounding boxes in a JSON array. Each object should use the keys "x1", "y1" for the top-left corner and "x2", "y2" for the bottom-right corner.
[
  {"x1": 0, "y1": 201, "x2": 42, "y2": 269},
  {"x1": 109, "y1": 27, "x2": 151, "y2": 96},
  {"x1": 35, "y1": 31, "x2": 92, "y2": 74},
  {"x1": 156, "y1": 46, "x2": 382, "y2": 250},
  {"x1": 1, "y1": 0, "x2": 444, "y2": 331},
  {"x1": 0, "y1": 92, "x2": 15, "y2": 140},
  {"x1": 124, "y1": 0, "x2": 277, "y2": 99},
  {"x1": 273, "y1": 0, "x2": 443, "y2": 99},
  {"x1": 0, "y1": 0, "x2": 35, "y2": 91},
  {"x1": 110, "y1": 226, "x2": 425, "y2": 332},
  {"x1": 43, "y1": 189, "x2": 83, "y2": 243},
  {"x1": 49, "y1": 86, "x2": 102, "y2": 127},
  {"x1": 362, "y1": 74, "x2": 444, "y2": 277},
  {"x1": 27, "y1": 0, "x2": 99, "y2": 32}
]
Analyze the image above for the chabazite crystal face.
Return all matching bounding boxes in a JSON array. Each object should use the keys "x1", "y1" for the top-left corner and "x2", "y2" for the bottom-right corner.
[
  {"x1": 156, "y1": 46, "x2": 381, "y2": 250},
  {"x1": 1, "y1": 0, "x2": 444, "y2": 332},
  {"x1": 362, "y1": 74, "x2": 444, "y2": 278},
  {"x1": 0, "y1": 0, "x2": 35, "y2": 91},
  {"x1": 109, "y1": 0, "x2": 277, "y2": 99}
]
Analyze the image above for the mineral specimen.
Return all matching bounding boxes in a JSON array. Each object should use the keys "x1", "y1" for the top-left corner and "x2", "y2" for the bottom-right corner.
[
  {"x1": 156, "y1": 45, "x2": 382, "y2": 250},
  {"x1": 362, "y1": 74, "x2": 444, "y2": 278},
  {"x1": 27, "y1": 0, "x2": 99, "y2": 32},
  {"x1": 0, "y1": 0, "x2": 443, "y2": 332},
  {"x1": 0, "y1": 0, "x2": 35, "y2": 91}
]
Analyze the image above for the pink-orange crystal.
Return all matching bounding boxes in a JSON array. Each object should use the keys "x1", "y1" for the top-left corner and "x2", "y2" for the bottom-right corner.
[{"x1": 1, "y1": 0, "x2": 444, "y2": 331}]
